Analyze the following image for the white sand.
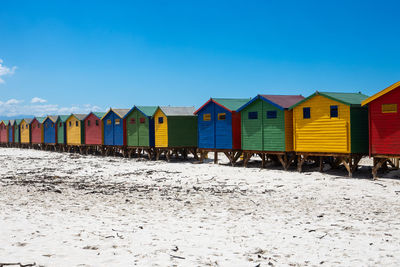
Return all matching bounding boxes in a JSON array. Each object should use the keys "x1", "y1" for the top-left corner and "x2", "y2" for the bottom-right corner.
[{"x1": 0, "y1": 148, "x2": 400, "y2": 266}]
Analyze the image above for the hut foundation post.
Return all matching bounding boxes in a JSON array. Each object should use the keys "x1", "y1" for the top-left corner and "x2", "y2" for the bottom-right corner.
[
  {"x1": 214, "y1": 151, "x2": 218, "y2": 164},
  {"x1": 372, "y1": 158, "x2": 387, "y2": 180},
  {"x1": 319, "y1": 157, "x2": 324, "y2": 172},
  {"x1": 297, "y1": 155, "x2": 308, "y2": 172},
  {"x1": 243, "y1": 153, "x2": 251, "y2": 168}
]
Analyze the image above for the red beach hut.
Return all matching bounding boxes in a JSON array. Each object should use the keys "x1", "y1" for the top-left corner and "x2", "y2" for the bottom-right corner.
[
  {"x1": 31, "y1": 117, "x2": 46, "y2": 145},
  {"x1": 84, "y1": 112, "x2": 105, "y2": 145},
  {"x1": 362, "y1": 81, "x2": 400, "y2": 177}
]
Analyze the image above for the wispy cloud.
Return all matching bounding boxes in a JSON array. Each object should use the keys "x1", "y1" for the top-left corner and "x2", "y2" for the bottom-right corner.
[
  {"x1": 0, "y1": 59, "x2": 17, "y2": 84},
  {"x1": 0, "y1": 98, "x2": 105, "y2": 117},
  {"x1": 31, "y1": 97, "x2": 47, "y2": 103}
]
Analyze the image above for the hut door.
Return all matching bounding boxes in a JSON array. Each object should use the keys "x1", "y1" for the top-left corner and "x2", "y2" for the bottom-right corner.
[
  {"x1": 215, "y1": 105, "x2": 232, "y2": 149},
  {"x1": 198, "y1": 103, "x2": 215, "y2": 149},
  {"x1": 104, "y1": 113, "x2": 114, "y2": 145}
]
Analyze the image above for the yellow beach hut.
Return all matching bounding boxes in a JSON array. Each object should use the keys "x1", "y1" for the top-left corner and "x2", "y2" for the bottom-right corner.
[
  {"x1": 66, "y1": 114, "x2": 86, "y2": 145},
  {"x1": 20, "y1": 118, "x2": 33, "y2": 145}
]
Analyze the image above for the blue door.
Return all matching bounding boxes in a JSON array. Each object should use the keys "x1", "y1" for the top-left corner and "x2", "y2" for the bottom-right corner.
[
  {"x1": 44, "y1": 119, "x2": 56, "y2": 144},
  {"x1": 103, "y1": 112, "x2": 114, "y2": 145},
  {"x1": 8, "y1": 126, "x2": 12, "y2": 142},
  {"x1": 198, "y1": 102, "x2": 215, "y2": 149},
  {"x1": 215, "y1": 104, "x2": 232, "y2": 149}
]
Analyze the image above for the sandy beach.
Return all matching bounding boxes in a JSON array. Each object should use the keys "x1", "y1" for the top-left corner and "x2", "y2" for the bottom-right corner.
[{"x1": 1, "y1": 148, "x2": 400, "y2": 266}]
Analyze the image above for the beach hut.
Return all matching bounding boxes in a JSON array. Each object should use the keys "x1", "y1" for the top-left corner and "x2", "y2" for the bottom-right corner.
[
  {"x1": 361, "y1": 81, "x2": 400, "y2": 178},
  {"x1": 102, "y1": 109, "x2": 129, "y2": 146},
  {"x1": 13, "y1": 119, "x2": 22, "y2": 144},
  {"x1": 194, "y1": 98, "x2": 251, "y2": 165},
  {"x1": 237, "y1": 95, "x2": 304, "y2": 169},
  {"x1": 0, "y1": 121, "x2": 8, "y2": 144},
  {"x1": 43, "y1": 116, "x2": 58, "y2": 145},
  {"x1": 20, "y1": 118, "x2": 33, "y2": 145},
  {"x1": 66, "y1": 114, "x2": 86, "y2": 146},
  {"x1": 83, "y1": 112, "x2": 105, "y2": 145},
  {"x1": 31, "y1": 117, "x2": 46, "y2": 146},
  {"x1": 153, "y1": 106, "x2": 198, "y2": 160},
  {"x1": 124, "y1": 106, "x2": 157, "y2": 158},
  {"x1": 8, "y1": 120, "x2": 14, "y2": 143},
  {"x1": 289, "y1": 91, "x2": 369, "y2": 176},
  {"x1": 56, "y1": 115, "x2": 69, "y2": 145}
]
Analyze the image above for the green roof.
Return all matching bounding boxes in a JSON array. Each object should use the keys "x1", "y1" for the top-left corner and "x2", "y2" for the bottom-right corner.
[
  {"x1": 92, "y1": 112, "x2": 106, "y2": 119},
  {"x1": 136, "y1": 106, "x2": 158, "y2": 117},
  {"x1": 212, "y1": 98, "x2": 252, "y2": 111},
  {"x1": 290, "y1": 91, "x2": 369, "y2": 109},
  {"x1": 35, "y1": 117, "x2": 46, "y2": 123},
  {"x1": 57, "y1": 115, "x2": 70, "y2": 122}
]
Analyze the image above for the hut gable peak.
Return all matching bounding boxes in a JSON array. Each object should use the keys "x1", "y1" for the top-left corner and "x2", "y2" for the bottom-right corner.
[
  {"x1": 68, "y1": 114, "x2": 87, "y2": 121},
  {"x1": 84, "y1": 112, "x2": 106, "y2": 120},
  {"x1": 289, "y1": 91, "x2": 369, "y2": 109},
  {"x1": 362, "y1": 81, "x2": 400, "y2": 106},
  {"x1": 195, "y1": 98, "x2": 251, "y2": 114},
  {"x1": 238, "y1": 94, "x2": 305, "y2": 112},
  {"x1": 46, "y1": 116, "x2": 58, "y2": 123}
]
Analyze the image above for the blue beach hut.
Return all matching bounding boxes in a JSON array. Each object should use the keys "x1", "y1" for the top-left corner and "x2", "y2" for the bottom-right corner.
[
  {"x1": 43, "y1": 116, "x2": 58, "y2": 144},
  {"x1": 102, "y1": 108, "x2": 130, "y2": 146}
]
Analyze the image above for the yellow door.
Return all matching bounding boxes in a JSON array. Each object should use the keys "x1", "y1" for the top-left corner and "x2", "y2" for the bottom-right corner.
[{"x1": 154, "y1": 108, "x2": 168, "y2": 147}]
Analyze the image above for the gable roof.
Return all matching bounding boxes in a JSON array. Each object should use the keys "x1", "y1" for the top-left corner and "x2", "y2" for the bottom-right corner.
[
  {"x1": 2, "y1": 120, "x2": 8, "y2": 125},
  {"x1": 84, "y1": 112, "x2": 106, "y2": 120},
  {"x1": 14, "y1": 119, "x2": 22, "y2": 125},
  {"x1": 361, "y1": 81, "x2": 400, "y2": 106},
  {"x1": 34, "y1": 117, "x2": 46, "y2": 124},
  {"x1": 289, "y1": 91, "x2": 369, "y2": 109},
  {"x1": 124, "y1": 106, "x2": 158, "y2": 118},
  {"x1": 56, "y1": 115, "x2": 70, "y2": 122},
  {"x1": 8, "y1": 119, "x2": 15, "y2": 125},
  {"x1": 45, "y1": 116, "x2": 59, "y2": 123},
  {"x1": 67, "y1": 114, "x2": 87, "y2": 121},
  {"x1": 102, "y1": 108, "x2": 130, "y2": 119},
  {"x1": 237, "y1": 94, "x2": 305, "y2": 111},
  {"x1": 194, "y1": 98, "x2": 251, "y2": 114},
  {"x1": 158, "y1": 106, "x2": 196, "y2": 116},
  {"x1": 23, "y1": 118, "x2": 33, "y2": 124}
]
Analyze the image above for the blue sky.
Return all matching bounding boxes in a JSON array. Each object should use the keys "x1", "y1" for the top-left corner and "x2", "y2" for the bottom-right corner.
[{"x1": 1, "y1": 0, "x2": 400, "y2": 116}]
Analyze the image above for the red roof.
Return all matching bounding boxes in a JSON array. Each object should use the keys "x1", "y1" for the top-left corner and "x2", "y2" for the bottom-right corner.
[{"x1": 260, "y1": 95, "x2": 304, "y2": 109}]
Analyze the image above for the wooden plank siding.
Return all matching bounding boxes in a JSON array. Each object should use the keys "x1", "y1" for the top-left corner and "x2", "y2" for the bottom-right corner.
[
  {"x1": 168, "y1": 116, "x2": 197, "y2": 147},
  {"x1": 365, "y1": 85, "x2": 400, "y2": 155},
  {"x1": 284, "y1": 110, "x2": 294, "y2": 151},
  {"x1": 293, "y1": 95, "x2": 351, "y2": 153}
]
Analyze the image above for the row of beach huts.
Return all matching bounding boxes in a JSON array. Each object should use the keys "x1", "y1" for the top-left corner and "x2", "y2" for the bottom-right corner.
[{"x1": 1, "y1": 81, "x2": 400, "y2": 178}]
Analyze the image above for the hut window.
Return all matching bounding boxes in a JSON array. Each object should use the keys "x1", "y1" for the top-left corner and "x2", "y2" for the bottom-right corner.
[
  {"x1": 87, "y1": 120, "x2": 91, "y2": 126},
  {"x1": 218, "y1": 113, "x2": 226, "y2": 120},
  {"x1": 26, "y1": 125, "x2": 28, "y2": 129},
  {"x1": 76, "y1": 121, "x2": 79, "y2": 127},
  {"x1": 267, "y1": 111, "x2": 277, "y2": 119},
  {"x1": 96, "y1": 120, "x2": 99, "y2": 126},
  {"x1": 248, "y1": 112, "x2": 258, "y2": 120},
  {"x1": 130, "y1": 118, "x2": 136, "y2": 124},
  {"x1": 140, "y1": 118, "x2": 146, "y2": 124},
  {"x1": 330, "y1": 105, "x2": 338, "y2": 118},
  {"x1": 158, "y1": 117, "x2": 164, "y2": 124},
  {"x1": 203, "y1": 113, "x2": 211, "y2": 121},
  {"x1": 69, "y1": 121, "x2": 72, "y2": 127},
  {"x1": 107, "y1": 119, "x2": 111, "y2": 125},
  {"x1": 38, "y1": 125, "x2": 40, "y2": 129},
  {"x1": 52, "y1": 123, "x2": 54, "y2": 128},
  {"x1": 303, "y1": 107, "x2": 311, "y2": 119},
  {"x1": 382, "y1": 104, "x2": 397, "y2": 113},
  {"x1": 115, "y1": 119, "x2": 120, "y2": 125},
  {"x1": 59, "y1": 122, "x2": 62, "y2": 127}
]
